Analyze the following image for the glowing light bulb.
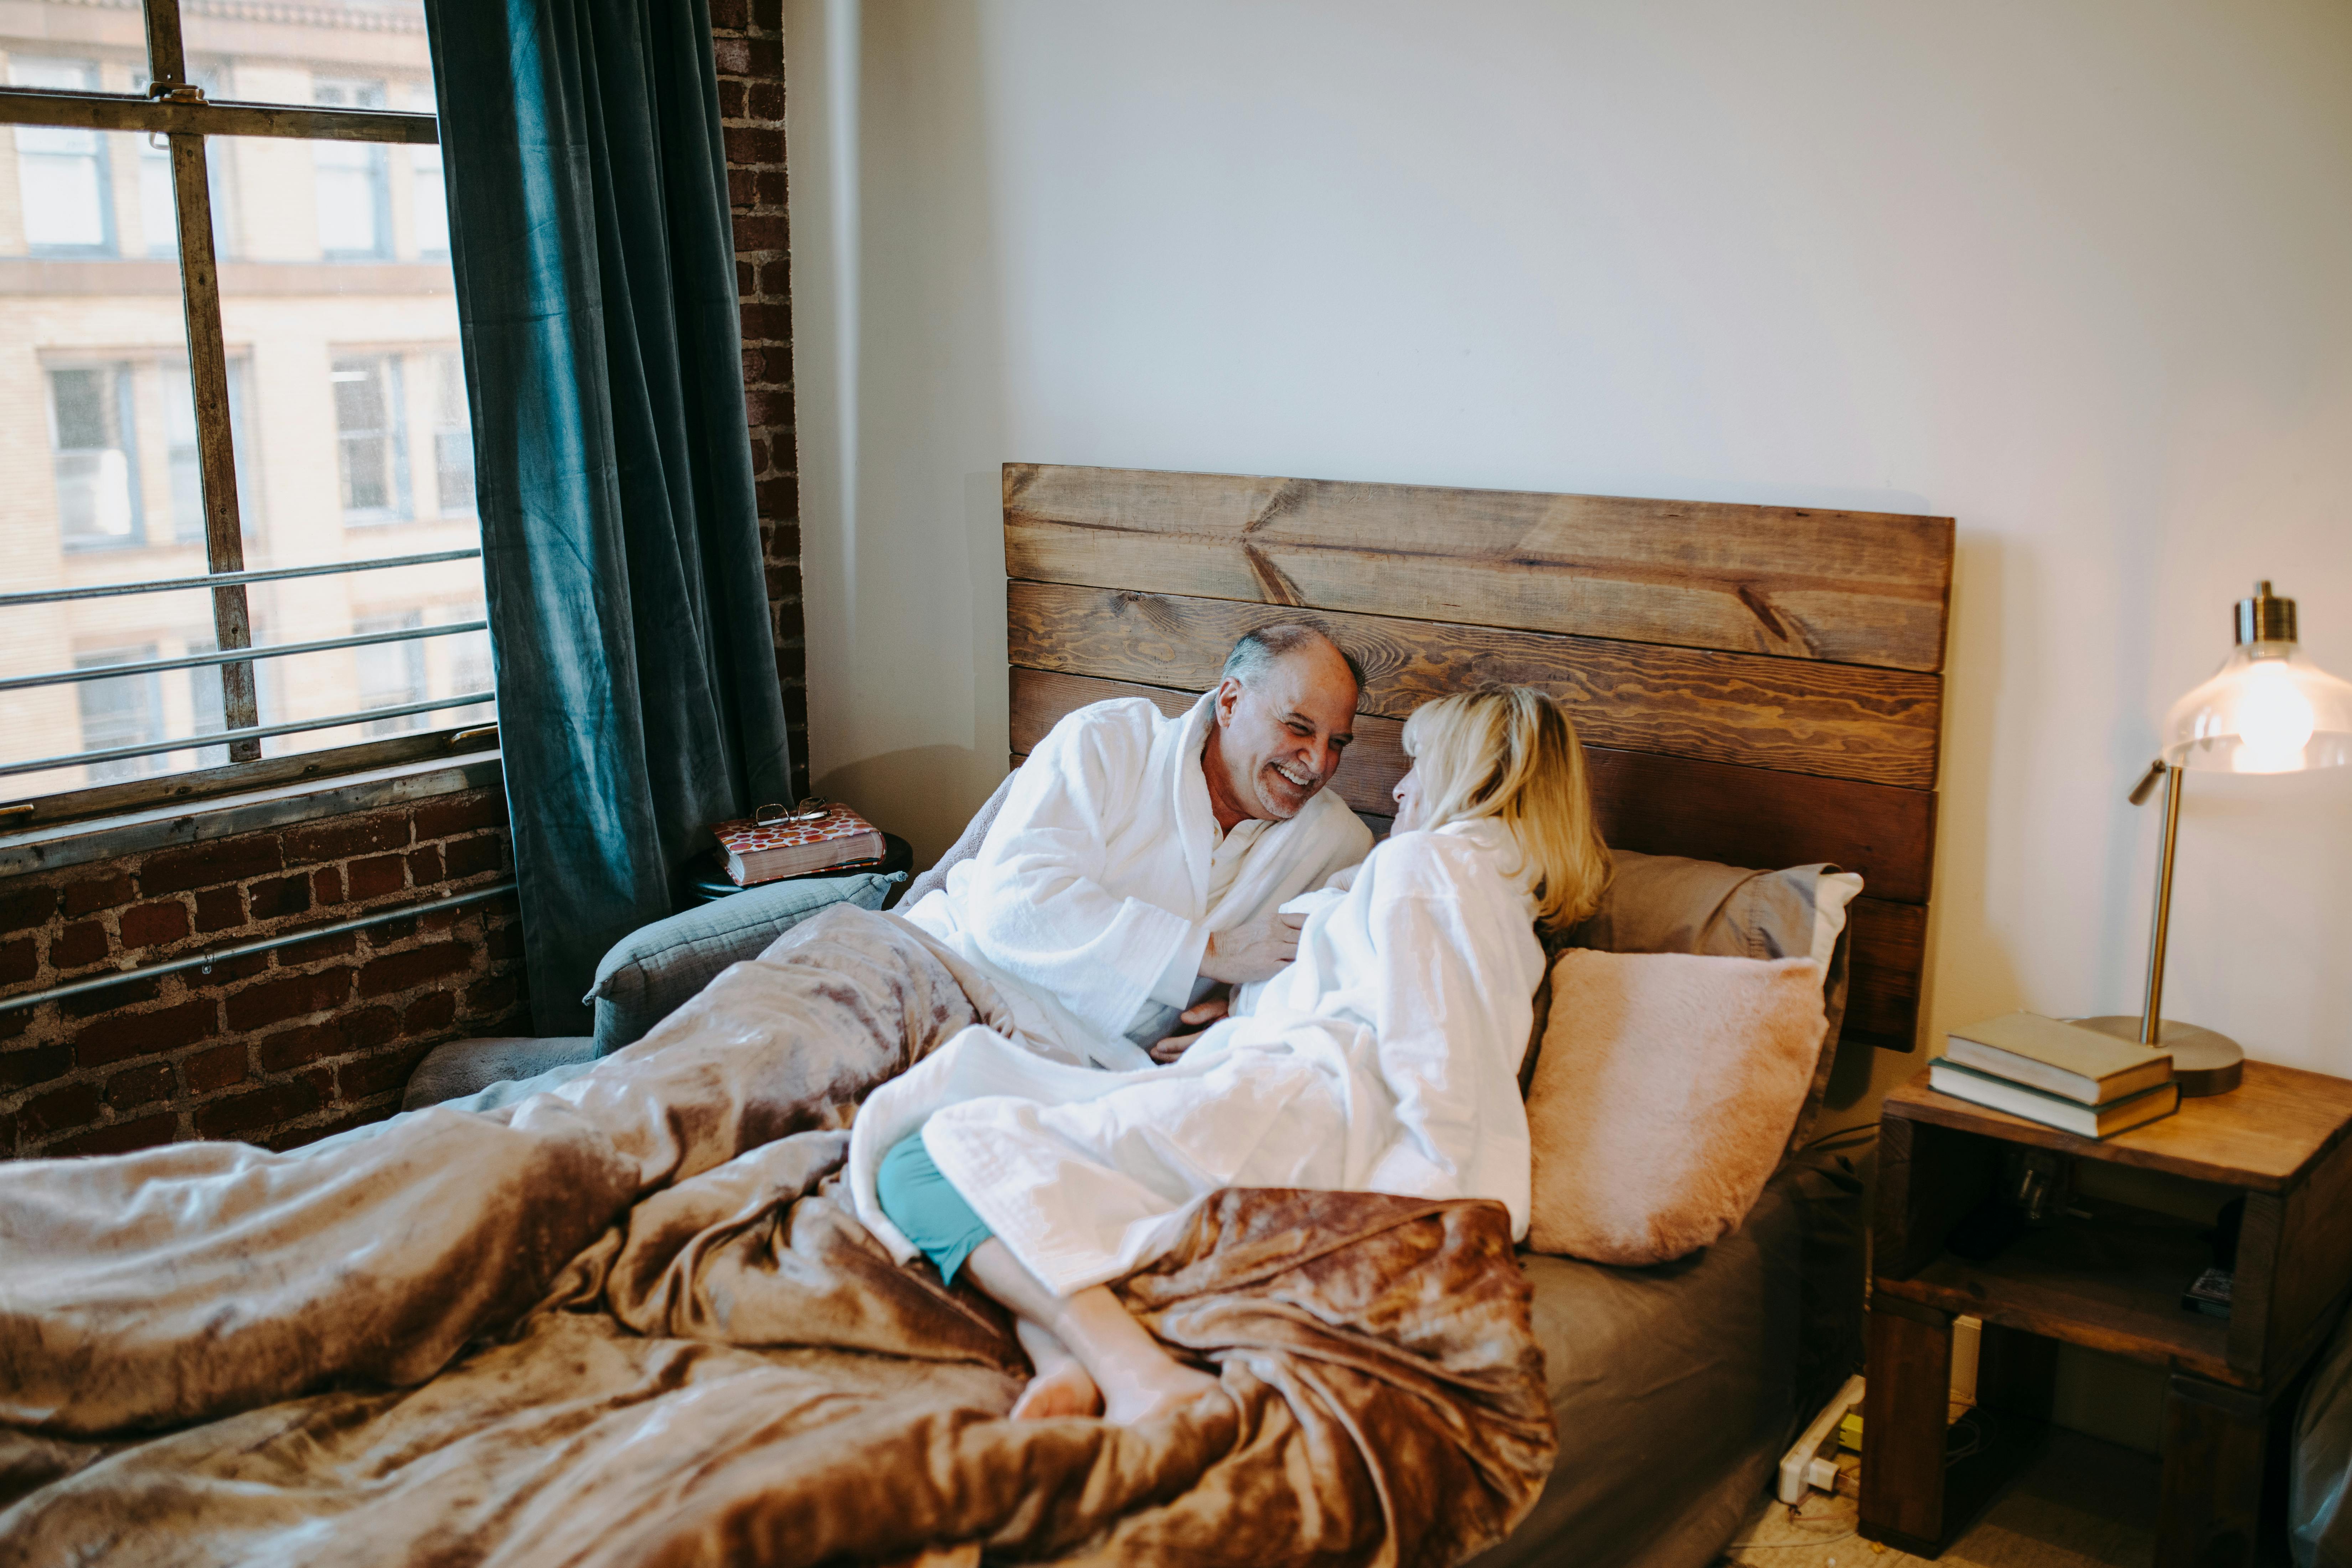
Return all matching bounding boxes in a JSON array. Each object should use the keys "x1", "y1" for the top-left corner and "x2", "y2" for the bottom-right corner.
[{"x1": 2231, "y1": 660, "x2": 2315, "y2": 773}]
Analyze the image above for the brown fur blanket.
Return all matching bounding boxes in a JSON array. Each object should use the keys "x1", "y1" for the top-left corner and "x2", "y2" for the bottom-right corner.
[{"x1": 0, "y1": 907, "x2": 1553, "y2": 1567}]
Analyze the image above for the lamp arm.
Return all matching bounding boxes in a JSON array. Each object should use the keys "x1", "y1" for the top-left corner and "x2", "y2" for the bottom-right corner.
[{"x1": 2135, "y1": 762, "x2": 2185, "y2": 1047}]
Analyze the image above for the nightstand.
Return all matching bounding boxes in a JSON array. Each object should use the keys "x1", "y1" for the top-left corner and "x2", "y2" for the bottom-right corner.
[{"x1": 1860, "y1": 1059, "x2": 2352, "y2": 1566}]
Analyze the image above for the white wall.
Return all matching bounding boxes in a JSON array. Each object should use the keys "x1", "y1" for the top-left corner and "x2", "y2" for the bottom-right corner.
[{"x1": 786, "y1": 0, "x2": 2352, "y2": 1088}]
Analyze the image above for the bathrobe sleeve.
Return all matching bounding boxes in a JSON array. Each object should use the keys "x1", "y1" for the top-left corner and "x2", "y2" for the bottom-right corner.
[
  {"x1": 1349, "y1": 837, "x2": 1542, "y2": 1239},
  {"x1": 960, "y1": 702, "x2": 1206, "y2": 1042}
]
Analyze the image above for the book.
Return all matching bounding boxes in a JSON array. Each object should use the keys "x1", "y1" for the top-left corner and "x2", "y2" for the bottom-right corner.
[
  {"x1": 713, "y1": 804, "x2": 884, "y2": 886},
  {"x1": 1945, "y1": 1011, "x2": 2173, "y2": 1106},
  {"x1": 2182, "y1": 1267, "x2": 2233, "y2": 1320},
  {"x1": 1928, "y1": 1059, "x2": 2180, "y2": 1138}
]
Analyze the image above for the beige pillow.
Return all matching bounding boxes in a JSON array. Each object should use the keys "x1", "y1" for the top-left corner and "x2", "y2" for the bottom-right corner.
[{"x1": 1526, "y1": 950, "x2": 1829, "y2": 1266}]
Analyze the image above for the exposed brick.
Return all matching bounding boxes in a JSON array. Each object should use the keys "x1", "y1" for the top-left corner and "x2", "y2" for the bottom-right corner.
[
  {"x1": 0, "y1": 884, "x2": 57, "y2": 933},
  {"x1": 338, "y1": 1045, "x2": 431, "y2": 1102},
  {"x1": 708, "y1": 0, "x2": 748, "y2": 28},
  {"x1": 406, "y1": 845, "x2": 445, "y2": 885},
  {"x1": 0, "y1": 935, "x2": 32, "y2": 985},
  {"x1": 347, "y1": 855, "x2": 406, "y2": 901},
  {"x1": 52, "y1": 1111, "x2": 177, "y2": 1157},
  {"x1": 281, "y1": 813, "x2": 409, "y2": 863},
  {"x1": 270, "y1": 1108, "x2": 377, "y2": 1152},
  {"x1": 342, "y1": 1005, "x2": 399, "y2": 1049},
  {"x1": 194, "y1": 1078, "x2": 321, "y2": 1142},
  {"x1": 444, "y1": 834, "x2": 505, "y2": 879},
  {"x1": 0, "y1": 1107, "x2": 14, "y2": 1155},
  {"x1": 711, "y1": 35, "x2": 750, "y2": 74},
  {"x1": 275, "y1": 929, "x2": 357, "y2": 967},
  {"x1": 0, "y1": 1008, "x2": 24, "y2": 1042},
  {"x1": 462, "y1": 973, "x2": 519, "y2": 1017},
  {"x1": 119, "y1": 898, "x2": 191, "y2": 949},
  {"x1": 258, "y1": 1022, "x2": 345, "y2": 1074},
  {"x1": 62, "y1": 975, "x2": 158, "y2": 1018},
  {"x1": 745, "y1": 79, "x2": 783, "y2": 121},
  {"x1": 74, "y1": 998, "x2": 218, "y2": 1069},
  {"x1": 183, "y1": 1041, "x2": 248, "y2": 1094},
  {"x1": 50, "y1": 920, "x2": 109, "y2": 970},
  {"x1": 716, "y1": 77, "x2": 745, "y2": 118},
  {"x1": 413, "y1": 794, "x2": 504, "y2": 841},
  {"x1": 0, "y1": 1042, "x2": 70, "y2": 1093},
  {"x1": 194, "y1": 885, "x2": 245, "y2": 933},
  {"x1": 358, "y1": 942, "x2": 471, "y2": 1000},
  {"x1": 732, "y1": 214, "x2": 787, "y2": 252},
  {"x1": 61, "y1": 872, "x2": 134, "y2": 918},
  {"x1": 248, "y1": 873, "x2": 311, "y2": 920},
  {"x1": 105, "y1": 1061, "x2": 175, "y2": 1109},
  {"x1": 22, "y1": 1081, "x2": 101, "y2": 1139},
  {"x1": 139, "y1": 837, "x2": 283, "y2": 896},
  {"x1": 400, "y1": 990, "x2": 457, "y2": 1036},
  {"x1": 313, "y1": 865, "x2": 344, "y2": 906},
  {"x1": 224, "y1": 968, "x2": 353, "y2": 1033}
]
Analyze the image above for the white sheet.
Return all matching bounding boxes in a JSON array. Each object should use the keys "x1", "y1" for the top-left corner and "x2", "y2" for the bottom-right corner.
[{"x1": 852, "y1": 819, "x2": 1547, "y2": 1295}]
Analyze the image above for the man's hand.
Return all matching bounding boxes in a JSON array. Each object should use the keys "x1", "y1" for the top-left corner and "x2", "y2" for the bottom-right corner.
[
  {"x1": 1199, "y1": 909, "x2": 1306, "y2": 985},
  {"x1": 1149, "y1": 994, "x2": 1232, "y2": 1064}
]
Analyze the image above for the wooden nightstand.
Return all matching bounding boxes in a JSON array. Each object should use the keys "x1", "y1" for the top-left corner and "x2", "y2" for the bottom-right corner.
[{"x1": 1860, "y1": 1060, "x2": 2352, "y2": 1565}]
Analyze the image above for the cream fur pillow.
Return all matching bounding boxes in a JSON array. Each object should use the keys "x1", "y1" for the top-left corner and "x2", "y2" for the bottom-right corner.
[{"x1": 1526, "y1": 950, "x2": 1829, "y2": 1266}]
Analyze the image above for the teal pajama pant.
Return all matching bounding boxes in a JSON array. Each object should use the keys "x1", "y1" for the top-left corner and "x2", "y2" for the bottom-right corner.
[{"x1": 876, "y1": 1132, "x2": 994, "y2": 1285}]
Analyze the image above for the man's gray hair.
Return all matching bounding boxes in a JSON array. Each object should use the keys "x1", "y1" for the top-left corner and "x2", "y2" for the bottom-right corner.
[{"x1": 1219, "y1": 621, "x2": 1365, "y2": 691}]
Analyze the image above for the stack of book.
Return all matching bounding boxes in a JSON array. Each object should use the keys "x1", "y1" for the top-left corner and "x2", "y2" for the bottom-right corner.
[
  {"x1": 713, "y1": 803, "x2": 886, "y2": 886},
  {"x1": 1929, "y1": 1012, "x2": 2180, "y2": 1137}
]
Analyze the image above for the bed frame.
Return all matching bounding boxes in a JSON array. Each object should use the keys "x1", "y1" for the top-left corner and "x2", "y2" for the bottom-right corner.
[{"x1": 1001, "y1": 462, "x2": 1951, "y2": 1054}]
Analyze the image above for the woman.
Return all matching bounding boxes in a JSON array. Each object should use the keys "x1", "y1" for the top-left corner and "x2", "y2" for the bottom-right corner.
[{"x1": 848, "y1": 687, "x2": 1610, "y2": 1424}]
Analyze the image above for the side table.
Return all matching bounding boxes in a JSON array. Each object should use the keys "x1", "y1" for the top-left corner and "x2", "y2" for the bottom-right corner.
[{"x1": 1860, "y1": 1059, "x2": 2352, "y2": 1565}]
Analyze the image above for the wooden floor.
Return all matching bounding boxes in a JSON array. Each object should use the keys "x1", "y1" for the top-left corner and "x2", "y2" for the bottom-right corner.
[{"x1": 1718, "y1": 1428, "x2": 2161, "y2": 1568}]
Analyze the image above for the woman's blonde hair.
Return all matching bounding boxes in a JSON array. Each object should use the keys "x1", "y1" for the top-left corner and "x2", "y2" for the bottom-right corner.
[{"x1": 1399, "y1": 687, "x2": 1611, "y2": 931}]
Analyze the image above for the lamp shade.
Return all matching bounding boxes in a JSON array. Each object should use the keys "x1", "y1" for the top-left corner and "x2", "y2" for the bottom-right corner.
[{"x1": 2160, "y1": 582, "x2": 2352, "y2": 774}]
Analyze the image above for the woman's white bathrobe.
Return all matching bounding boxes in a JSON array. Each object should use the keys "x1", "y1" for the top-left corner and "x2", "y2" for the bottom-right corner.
[{"x1": 851, "y1": 819, "x2": 1548, "y2": 1295}]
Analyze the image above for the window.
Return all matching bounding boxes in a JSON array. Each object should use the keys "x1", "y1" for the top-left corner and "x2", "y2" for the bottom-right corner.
[
  {"x1": 408, "y1": 83, "x2": 448, "y2": 257},
  {"x1": 50, "y1": 366, "x2": 143, "y2": 546},
  {"x1": 313, "y1": 79, "x2": 391, "y2": 257},
  {"x1": 0, "y1": 0, "x2": 492, "y2": 821},
  {"x1": 431, "y1": 352, "x2": 475, "y2": 515},
  {"x1": 354, "y1": 612, "x2": 426, "y2": 735},
  {"x1": 74, "y1": 649, "x2": 165, "y2": 783},
  {"x1": 333, "y1": 354, "x2": 410, "y2": 521}
]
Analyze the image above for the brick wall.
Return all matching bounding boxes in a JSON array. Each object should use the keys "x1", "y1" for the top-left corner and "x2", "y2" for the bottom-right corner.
[
  {"x1": 0, "y1": 8, "x2": 801, "y2": 1158},
  {"x1": 714, "y1": 0, "x2": 809, "y2": 799},
  {"x1": 0, "y1": 792, "x2": 523, "y2": 1158}
]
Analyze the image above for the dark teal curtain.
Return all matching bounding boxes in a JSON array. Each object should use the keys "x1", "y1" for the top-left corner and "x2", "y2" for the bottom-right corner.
[{"x1": 424, "y1": 0, "x2": 793, "y2": 1034}]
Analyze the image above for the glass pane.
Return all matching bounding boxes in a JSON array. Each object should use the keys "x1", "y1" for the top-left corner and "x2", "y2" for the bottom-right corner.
[
  {"x1": 178, "y1": 0, "x2": 432, "y2": 112},
  {"x1": 211, "y1": 135, "x2": 490, "y2": 766}
]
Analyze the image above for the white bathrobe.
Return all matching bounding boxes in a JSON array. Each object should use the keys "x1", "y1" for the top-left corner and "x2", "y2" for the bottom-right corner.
[
  {"x1": 900, "y1": 692, "x2": 1371, "y2": 1071},
  {"x1": 852, "y1": 819, "x2": 1548, "y2": 1296}
]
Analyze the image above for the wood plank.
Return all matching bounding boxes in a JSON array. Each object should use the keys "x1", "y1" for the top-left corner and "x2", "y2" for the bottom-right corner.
[
  {"x1": 1007, "y1": 581, "x2": 1943, "y2": 789},
  {"x1": 1860, "y1": 1300, "x2": 1958, "y2": 1548},
  {"x1": 1009, "y1": 667, "x2": 1938, "y2": 902},
  {"x1": 1884, "y1": 1061, "x2": 2352, "y2": 1193},
  {"x1": 1005, "y1": 463, "x2": 1956, "y2": 672},
  {"x1": 1843, "y1": 897, "x2": 1925, "y2": 1050},
  {"x1": 2156, "y1": 1377, "x2": 2269, "y2": 1568},
  {"x1": 2242, "y1": 1138, "x2": 2352, "y2": 1384}
]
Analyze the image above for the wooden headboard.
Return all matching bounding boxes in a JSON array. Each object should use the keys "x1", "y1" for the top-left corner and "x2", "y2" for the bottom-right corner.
[{"x1": 1001, "y1": 463, "x2": 1952, "y2": 1054}]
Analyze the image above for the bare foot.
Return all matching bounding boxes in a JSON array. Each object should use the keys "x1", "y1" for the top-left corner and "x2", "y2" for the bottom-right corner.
[
  {"x1": 1097, "y1": 1360, "x2": 1225, "y2": 1426},
  {"x1": 1011, "y1": 1360, "x2": 1103, "y2": 1419}
]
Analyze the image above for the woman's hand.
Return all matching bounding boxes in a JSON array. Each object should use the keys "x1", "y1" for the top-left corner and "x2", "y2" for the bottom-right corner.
[{"x1": 1148, "y1": 994, "x2": 1230, "y2": 1064}]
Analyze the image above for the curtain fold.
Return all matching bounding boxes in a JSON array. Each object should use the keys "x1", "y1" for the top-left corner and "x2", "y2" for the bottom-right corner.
[{"x1": 424, "y1": 0, "x2": 793, "y2": 1033}]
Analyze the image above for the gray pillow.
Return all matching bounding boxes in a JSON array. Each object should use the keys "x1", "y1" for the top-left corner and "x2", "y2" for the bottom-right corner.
[
  {"x1": 582, "y1": 871, "x2": 904, "y2": 1055},
  {"x1": 1542, "y1": 849, "x2": 1856, "y2": 1154}
]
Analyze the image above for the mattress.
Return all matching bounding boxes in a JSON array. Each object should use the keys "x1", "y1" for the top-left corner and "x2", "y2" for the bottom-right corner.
[{"x1": 1466, "y1": 1144, "x2": 1868, "y2": 1568}]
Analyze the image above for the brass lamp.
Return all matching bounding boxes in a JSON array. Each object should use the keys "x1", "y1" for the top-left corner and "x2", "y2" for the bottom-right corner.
[{"x1": 2076, "y1": 582, "x2": 2352, "y2": 1094}]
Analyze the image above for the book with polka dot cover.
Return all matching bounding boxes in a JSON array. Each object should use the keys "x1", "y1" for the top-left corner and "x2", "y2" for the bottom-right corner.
[{"x1": 713, "y1": 804, "x2": 884, "y2": 885}]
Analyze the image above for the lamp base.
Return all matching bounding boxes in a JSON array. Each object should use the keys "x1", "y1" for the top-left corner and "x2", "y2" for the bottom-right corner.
[{"x1": 2071, "y1": 1015, "x2": 2244, "y2": 1097}]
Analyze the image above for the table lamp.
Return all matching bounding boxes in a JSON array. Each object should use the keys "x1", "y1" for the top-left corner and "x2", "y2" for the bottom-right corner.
[{"x1": 2076, "y1": 582, "x2": 2352, "y2": 1094}]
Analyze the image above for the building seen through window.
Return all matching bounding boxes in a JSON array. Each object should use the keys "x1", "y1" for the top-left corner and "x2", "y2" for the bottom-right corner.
[{"x1": 0, "y1": 0, "x2": 494, "y2": 806}]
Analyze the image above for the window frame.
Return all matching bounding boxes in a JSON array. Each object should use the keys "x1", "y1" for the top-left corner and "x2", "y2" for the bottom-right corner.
[{"x1": 0, "y1": 0, "x2": 494, "y2": 836}]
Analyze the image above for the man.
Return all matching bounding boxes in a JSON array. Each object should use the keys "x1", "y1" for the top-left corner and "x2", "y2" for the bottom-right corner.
[{"x1": 900, "y1": 624, "x2": 1373, "y2": 1071}]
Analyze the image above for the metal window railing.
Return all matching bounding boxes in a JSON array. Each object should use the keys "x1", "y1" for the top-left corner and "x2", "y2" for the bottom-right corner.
[{"x1": 1, "y1": 550, "x2": 496, "y2": 783}]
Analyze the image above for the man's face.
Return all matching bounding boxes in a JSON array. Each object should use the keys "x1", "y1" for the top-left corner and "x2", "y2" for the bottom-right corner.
[{"x1": 1210, "y1": 646, "x2": 1359, "y2": 821}]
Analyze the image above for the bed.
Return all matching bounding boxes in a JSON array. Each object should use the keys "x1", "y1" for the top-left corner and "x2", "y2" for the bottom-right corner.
[
  {"x1": 998, "y1": 463, "x2": 1951, "y2": 1565},
  {"x1": 0, "y1": 464, "x2": 1949, "y2": 1568}
]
